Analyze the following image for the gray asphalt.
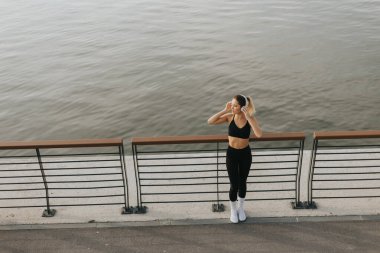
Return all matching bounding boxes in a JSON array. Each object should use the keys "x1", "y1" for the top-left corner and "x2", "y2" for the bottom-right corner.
[{"x1": 1, "y1": 220, "x2": 379, "y2": 253}]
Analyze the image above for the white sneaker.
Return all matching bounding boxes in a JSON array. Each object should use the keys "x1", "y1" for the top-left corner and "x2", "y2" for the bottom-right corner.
[
  {"x1": 237, "y1": 197, "x2": 246, "y2": 222},
  {"x1": 230, "y1": 201, "x2": 238, "y2": 223}
]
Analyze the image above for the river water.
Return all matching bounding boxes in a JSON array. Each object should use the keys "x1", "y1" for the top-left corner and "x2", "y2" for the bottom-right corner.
[{"x1": 0, "y1": 0, "x2": 379, "y2": 150}]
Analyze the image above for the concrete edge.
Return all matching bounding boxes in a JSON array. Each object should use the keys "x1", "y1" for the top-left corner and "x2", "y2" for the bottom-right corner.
[{"x1": 1, "y1": 214, "x2": 380, "y2": 231}]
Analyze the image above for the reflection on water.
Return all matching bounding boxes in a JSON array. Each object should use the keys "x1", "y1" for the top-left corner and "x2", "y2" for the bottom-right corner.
[{"x1": 0, "y1": 0, "x2": 379, "y2": 150}]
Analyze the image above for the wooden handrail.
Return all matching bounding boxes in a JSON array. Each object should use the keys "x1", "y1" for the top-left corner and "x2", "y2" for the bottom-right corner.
[
  {"x1": 0, "y1": 138, "x2": 123, "y2": 150},
  {"x1": 314, "y1": 130, "x2": 380, "y2": 140},
  {"x1": 131, "y1": 132, "x2": 305, "y2": 145}
]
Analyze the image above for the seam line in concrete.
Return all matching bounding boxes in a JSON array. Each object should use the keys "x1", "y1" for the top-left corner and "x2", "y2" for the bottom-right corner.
[{"x1": 1, "y1": 214, "x2": 380, "y2": 231}]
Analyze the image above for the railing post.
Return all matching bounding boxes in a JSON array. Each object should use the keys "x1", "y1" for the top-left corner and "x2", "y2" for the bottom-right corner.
[
  {"x1": 36, "y1": 148, "x2": 56, "y2": 217},
  {"x1": 132, "y1": 144, "x2": 147, "y2": 214},
  {"x1": 306, "y1": 138, "x2": 318, "y2": 209},
  {"x1": 119, "y1": 145, "x2": 133, "y2": 214},
  {"x1": 213, "y1": 142, "x2": 224, "y2": 212},
  {"x1": 292, "y1": 139, "x2": 305, "y2": 209}
]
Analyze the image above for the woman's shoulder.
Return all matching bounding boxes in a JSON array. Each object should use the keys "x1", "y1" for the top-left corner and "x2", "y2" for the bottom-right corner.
[{"x1": 223, "y1": 113, "x2": 234, "y2": 123}]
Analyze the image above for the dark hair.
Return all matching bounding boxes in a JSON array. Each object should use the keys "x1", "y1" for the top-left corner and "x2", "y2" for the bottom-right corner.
[
  {"x1": 233, "y1": 94, "x2": 255, "y2": 115},
  {"x1": 234, "y1": 94, "x2": 247, "y2": 107}
]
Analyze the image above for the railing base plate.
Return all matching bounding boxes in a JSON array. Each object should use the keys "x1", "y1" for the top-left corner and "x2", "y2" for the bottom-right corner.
[
  {"x1": 291, "y1": 201, "x2": 306, "y2": 209},
  {"x1": 212, "y1": 203, "x2": 225, "y2": 212},
  {"x1": 303, "y1": 201, "x2": 317, "y2": 209},
  {"x1": 122, "y1": 207, "x2": 134, "y2": 214},
  {"x1": 42, "y1": 209, "x2": 56, "y2": 217},
  {"x1": 133, "y1": 206, "x2": 148, "y2": 214}
]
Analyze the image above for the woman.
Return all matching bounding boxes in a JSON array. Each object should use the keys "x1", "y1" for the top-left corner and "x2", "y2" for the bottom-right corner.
[{"x1": 208, "y1": 94, "x2": 263, "y2": 223}]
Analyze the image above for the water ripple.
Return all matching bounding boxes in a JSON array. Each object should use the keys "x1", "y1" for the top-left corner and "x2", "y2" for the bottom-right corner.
[{"x1": 0, "y1": 0, "x2": 379, "y2": 150}]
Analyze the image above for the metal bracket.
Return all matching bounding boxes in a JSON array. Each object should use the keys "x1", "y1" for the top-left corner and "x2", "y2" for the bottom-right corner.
[
  {"x1": 291, "y1": 201, "x2": 306, "y2": 209},
  {"x1": 303, "y1": 201, "x2": 317, "y2": 209},
  {"x1": 212, "y1": 203, "x2": 225, "y2": 212},
  {"x1": 122, "y1": 207, "x2": 134, "y2": 214},
  {"x1": 42, "y1": 209, "x2": 56, "y2": 217},
  {"x1": 133, "y1": 206, "x2": 148, "y2": 214}
]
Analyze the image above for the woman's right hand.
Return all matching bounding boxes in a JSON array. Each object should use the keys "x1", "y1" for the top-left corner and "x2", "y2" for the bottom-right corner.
[{"x1": 224, "y1": 101, "x2": 232, "y2": 112}]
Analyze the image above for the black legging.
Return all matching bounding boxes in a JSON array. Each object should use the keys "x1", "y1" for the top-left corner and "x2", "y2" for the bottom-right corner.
[{"x1": 226, "y1": 145, "x2": 252, "y2": 201}]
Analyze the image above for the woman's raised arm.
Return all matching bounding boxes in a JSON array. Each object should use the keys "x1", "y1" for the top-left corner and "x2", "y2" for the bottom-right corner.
[{"x1": 208, "y1": 102, "x2": 232, "y2": 125}]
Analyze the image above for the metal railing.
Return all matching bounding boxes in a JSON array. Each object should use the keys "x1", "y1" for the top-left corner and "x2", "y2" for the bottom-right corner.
[
  {"x1": 0, "y1": 138, "x2": 133, "y2": 216},
  {"x1": 2, "y1": 129, "x2": 379, "y2": 218},
  {"x1": 306, "y1": 130, "x2": 380, "y2": 208},
  {"x1": 131, "y1": 132, "x2": 305, "y2": 213}
]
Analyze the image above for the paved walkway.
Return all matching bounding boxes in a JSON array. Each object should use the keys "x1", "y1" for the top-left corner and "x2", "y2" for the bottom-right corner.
[
  {"x1": 1, "y1": 220, "x2": 379, "y2": 253},
  {"x1": 3, "y1": 151, "x2": 380, "y2": 226}
]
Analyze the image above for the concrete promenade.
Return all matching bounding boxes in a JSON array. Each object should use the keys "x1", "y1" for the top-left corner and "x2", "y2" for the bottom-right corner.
[{"x1": 1, "y1": 150, "x2": 380, "y2": 226}]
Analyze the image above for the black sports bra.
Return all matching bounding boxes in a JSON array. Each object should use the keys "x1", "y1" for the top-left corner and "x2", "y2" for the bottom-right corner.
[{"x1": 228, "y1": 115, "x2": 250, "y2": 139}]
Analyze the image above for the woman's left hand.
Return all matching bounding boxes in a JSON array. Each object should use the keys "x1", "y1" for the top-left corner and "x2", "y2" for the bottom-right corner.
[{"x1": 241, "y1": 106, "x2": 250, "y2": 118}]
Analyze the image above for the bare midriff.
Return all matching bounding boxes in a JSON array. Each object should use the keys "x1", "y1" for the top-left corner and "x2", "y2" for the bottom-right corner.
[{"x1": 228, "y1": 136, "x2": 250, "y2": 149}]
